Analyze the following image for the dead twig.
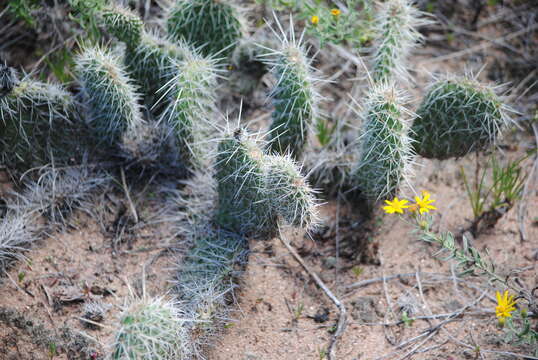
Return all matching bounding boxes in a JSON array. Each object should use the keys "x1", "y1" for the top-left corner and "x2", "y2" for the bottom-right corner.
[
  {"x1": 120, "y1": 167, "x2": 139, "y2": 224},
  {"x1": 382, "y1": 273, "x2": 398, "y2": 346},
  {"x1": 278, "y1": 226, "x2": 347, "y2": 360}
]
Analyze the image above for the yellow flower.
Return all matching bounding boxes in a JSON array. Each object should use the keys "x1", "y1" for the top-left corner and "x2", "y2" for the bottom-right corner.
[
  {"x1": 412, "y1": 190, "x2": 437, "y2": 214},
  {"x1": 382, "y1": 197, "x2": 409, "y2": 214},
  {"x1": 311, "y1": 15, "x2": 319, "y2": 25},
  {"x1": 330, "y1": 8, "x2": 341, "y2": 16},
  {"x1": 495, "y1": 290, "x2": 517, "y2": 325}
]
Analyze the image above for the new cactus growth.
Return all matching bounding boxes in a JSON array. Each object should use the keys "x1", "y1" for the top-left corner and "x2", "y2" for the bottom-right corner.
[
  {"x1": 372, "y1": 0, "x2": 426, "y2": 83},
  {"x1": 112, "y1": 295, "x2": 189, "y2": 360},
  {"x1": 166, "y1": 0, "x2": 243, "y2": 58},
  {"x1": 75, "y1": 46, "x2": 144, "y2": 146},
  {"x1": 352, "y1": 83, "x2": 414, "y2": 201},
  {"x1": 265, "y1": 40, "x2": 317, "y2": 159},
  {"x1": 411, "y1": 77, "x2": 511, "y2": 159},
  {"x1": 264, "y1": 155, "x2": 318, "y2": 229},
  {"x1": 0, "y1": 75, "x2": 81, "y2": 171},
  {"x1": 100, "y1": 4, "x2": 143, "y2": 48},
  {"x1": 159, "y1": 52, "x2": 217, "y2": 170},
  {"x1": 215, "y1": 129, "x2": 276, "y2": 236}
]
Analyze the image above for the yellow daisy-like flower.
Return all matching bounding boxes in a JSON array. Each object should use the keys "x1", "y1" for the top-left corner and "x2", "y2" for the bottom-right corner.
[
  {"x1": 382, "y1": 197, "x2": 409, "y2": 214},
  {"x1": 412, "y1": 190, "x2": 437, "y2": 214},
  {"x1": 311, "y1": 15, "x2": 319, "y2": 25},
  {"x1": 495, "y1": 290, "x2": 517, "y2": 325},
  {"x1": 330, "y1": 8, "x2": 341, "y2": 16}
]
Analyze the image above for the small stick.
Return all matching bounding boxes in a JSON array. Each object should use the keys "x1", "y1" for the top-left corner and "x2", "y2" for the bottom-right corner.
[
  {"x1": 382, "y1": 273, "x2": 398, "y2": 346},
  {"x1": 278, "y1": 226, "x2": 347, "y2": 360},
  {"x1": 120, "y1": 167, "x2": 139, "y2": 224}
]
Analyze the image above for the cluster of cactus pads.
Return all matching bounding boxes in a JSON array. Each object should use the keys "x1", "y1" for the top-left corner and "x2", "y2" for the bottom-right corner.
[
  {"x1": 2, "y1": 1, "x2": 318, "y2": 358},
  {"x1": 306, "y1": 0, "x2": 511, "y2": 203},
  {"x1": 0, "y1": 0, "x2": 516, "y2": 358},
  {"x1": 165, "y1": 127, "x2": 318, "y2": 356}
]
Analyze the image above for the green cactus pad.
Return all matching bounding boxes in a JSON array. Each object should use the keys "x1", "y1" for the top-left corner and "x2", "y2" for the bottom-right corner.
[
  {"x1": 0, "y1": 77, "x2": 81, "y2": 171},
  {"x1": 159, "y1": 52, "x2": 217, "y2": 170},
  {"x1": 215, "y1": 129, "x2": 276, "y2": 237},
  {"x1": 266, "y1": 43, "x2": 317, "y2": 159},
  {"x1": 353, "y1": 83, "x2": 414, "y2": 201},
  {"x1": 264, "y1": 155, "x2": 318, "y2": 229},
  {"x1": 166, "y1": 0, "x2": 243, "y2": 58},
  {"x1": 412, "y1": 77, "x2": 510, "y2": 159},
  {"x1": 125, "y1": 32, "x2": 192, "y2": 112},
  {"x1": 372, "y1": 0, "x2": 426, "y2": 83},
  {"x1": 112, "y1": 295, "x2": 189, "y2": 360},
  {"x1": 75, "y1": 46, "x2": 144, "y2": 146},
  {"x1": 100, "y1": 5, "x2": 144, "y2": 48}
]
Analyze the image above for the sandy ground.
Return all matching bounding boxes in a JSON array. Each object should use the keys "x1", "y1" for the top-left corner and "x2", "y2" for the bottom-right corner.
[{"x1": 0, "y1": 198, "x2": 178, "y2": 359}]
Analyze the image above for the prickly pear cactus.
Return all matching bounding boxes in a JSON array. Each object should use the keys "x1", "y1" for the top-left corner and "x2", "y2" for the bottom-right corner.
[
  {"x1": 0, "y1": 74, "x2": 81, "y2": 171},
  {"x1": 100, "y1": 4, "x2": 144, "y2": 48},
  {"x1": 266, "y1": 42, "x2": 317, "y2": 159},
  {"x1": 125, "y1": 32, "x2": 191, "y2": 111},
  {"x1": 372, "y1": 0, "x2": 426, "y2": 83},
  {"x1": 411, "y1": 77, "x2": 510, "y2": 159},
  {"x1": 352, "y1": 83, "x2": 414, "y2": 201},
  {"x1": 75, "y1": 46, "x2": 144, "y2": 146},
  {"x1": 166, "y1": 0, "x2": 243, "y2": 58},
  {"x1": 264, "y1": 155, "x2": 318, "y2": 229},
  {"x1": 215, "y1": 129, "x2": 276, "y2": 236},
  {"x1": 159, "y1": 52, "x2": 217, "y2": 170}
]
